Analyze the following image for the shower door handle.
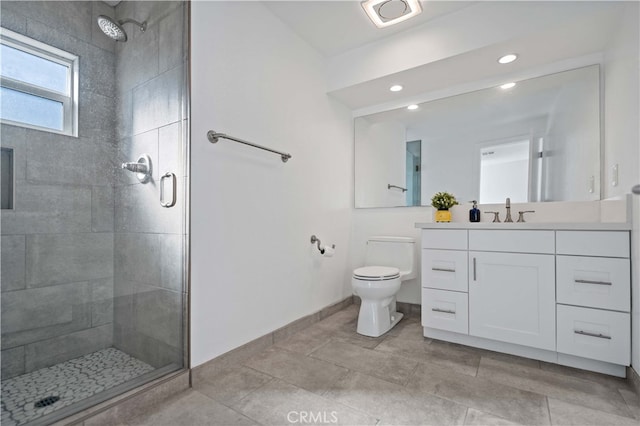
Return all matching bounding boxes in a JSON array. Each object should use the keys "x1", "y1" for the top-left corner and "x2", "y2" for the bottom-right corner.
[{"x1": 160, "y1": 172, "x2": 177, "y2": 208}]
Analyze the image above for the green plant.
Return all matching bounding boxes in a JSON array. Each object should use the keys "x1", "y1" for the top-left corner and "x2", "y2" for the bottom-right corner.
[{"x1": 431, "y1": 192, "x2": 458, "y2": 210}]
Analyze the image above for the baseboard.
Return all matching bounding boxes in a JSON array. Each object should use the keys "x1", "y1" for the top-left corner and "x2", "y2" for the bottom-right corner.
[
  {"x1": 191, "y1": 296, "x2": 354, "y2": 384},
  {"x1": 628, "y1": 366, "x2": 640, "y2": 394}
]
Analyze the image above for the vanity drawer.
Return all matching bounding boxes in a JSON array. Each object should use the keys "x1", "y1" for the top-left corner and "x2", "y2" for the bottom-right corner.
[
  {"x1": 556, "y1": 231, "x2": 629, "y2": 258},
  {"x1": 422, "y1": 249, "x2": 468, "y2": 292},
  {"x1": 557, "y1": 256, "x2": 630, "y2": 312},
  {"x1": 557, "y1": 304, "x2": 630, "y2": 366},
  {"x1": 422, "y1": 288, "x2": 468, "y2": 334},
  {"x1": 422, "y1": 230, "x2": 467, "y2": 250},
  {"x1": 469, "y1": 230, "x2": 554, "y2": 254}
]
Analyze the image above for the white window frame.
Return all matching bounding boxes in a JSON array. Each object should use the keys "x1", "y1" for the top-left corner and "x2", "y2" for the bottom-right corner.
[{"x1": 0, "y1": 28, "x2": 79, "y2": 137}]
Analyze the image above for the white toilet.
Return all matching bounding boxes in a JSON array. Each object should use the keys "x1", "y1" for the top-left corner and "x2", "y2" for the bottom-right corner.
[{"x1": 352, "y1": 236, "x2": 416, "y2": 337}]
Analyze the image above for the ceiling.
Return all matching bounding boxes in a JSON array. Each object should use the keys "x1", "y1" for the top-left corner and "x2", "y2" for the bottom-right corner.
[
  {"x1": 263, "y1": 0, "x2": 476, "y2": 57},
  {"x1": 264, "y1": 1, "x2": 625, "y2": 111}
]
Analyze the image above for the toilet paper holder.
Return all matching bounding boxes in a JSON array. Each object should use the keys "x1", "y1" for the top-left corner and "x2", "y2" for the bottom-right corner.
[{"x1": 310, "y1": 235, "x2": 335, "y2": 254}]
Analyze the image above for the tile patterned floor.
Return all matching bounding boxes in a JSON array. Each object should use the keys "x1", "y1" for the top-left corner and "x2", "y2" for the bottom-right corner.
[
  {"x1": 1, "y1": 347, "x2": 154, "y2": 425},
  {"x1": 125, "y1": 305, "x2": 640, "y2": 425}
]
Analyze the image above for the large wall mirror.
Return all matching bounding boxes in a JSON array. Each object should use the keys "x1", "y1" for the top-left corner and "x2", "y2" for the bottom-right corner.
[{"x1": 354, "y1": 65, "x2": 601, "y2": 208}]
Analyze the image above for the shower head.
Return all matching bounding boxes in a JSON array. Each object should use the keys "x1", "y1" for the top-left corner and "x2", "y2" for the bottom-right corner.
[{"x1": 97, "y1": 15, "x2": 146, "y2": 42}]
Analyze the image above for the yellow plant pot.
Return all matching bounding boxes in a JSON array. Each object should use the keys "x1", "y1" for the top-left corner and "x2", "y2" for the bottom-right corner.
[{"x1": 435, "y1": 210, "x2": 452, "y2": 223}]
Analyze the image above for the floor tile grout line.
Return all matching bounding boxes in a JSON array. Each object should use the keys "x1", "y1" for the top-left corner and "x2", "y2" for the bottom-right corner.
[
  {"x1": 188, "y1": 388, "x2": 260, "y2": 425},
  {"x1": 545, "y1": 396, "x2": 553, "y2": 426},
  {"x1": 616, "y1": 386, "x2": 640, "y2": 420},
  {"x1": 228, "y1": 376, "x2": 376, "y2": 426},
  {"x1": 308, "y1": 350, "x2": 417, "y2": 388},
  {"x1": 404, "y1": 366, "x2": 553, "y2": 425},
  {"x1": 309, "y1": 374, "x2": 385, "y2": 424},
  {"x1": 402, "y1": 361, "x2": 422, "y2": 387},
  {"x1": 477, "y1": 360, "x2": 637, "y2": 420},
  {"x1": 461, "y1": 406, "x2": 470, "y2": 426},
  {"x1": 483, "y1": 355, "x2": 631, "y2": 393}
]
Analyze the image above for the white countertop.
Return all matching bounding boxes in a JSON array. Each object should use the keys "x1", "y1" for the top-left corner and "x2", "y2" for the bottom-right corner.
[{"x1": 415, "y1": 222, "x2": 632, "y2": 231}]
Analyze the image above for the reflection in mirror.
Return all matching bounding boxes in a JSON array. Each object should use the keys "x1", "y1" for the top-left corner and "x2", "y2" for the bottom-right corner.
[
  {"x1": 479, "y1": 138, "x2": 530, "y2": 204},
  {"x1": 354, "y1": 65, "x2": 601, "y2": 208},
  {"x1": 406, "y1": 140, "x2": 421, "y2": 206}
]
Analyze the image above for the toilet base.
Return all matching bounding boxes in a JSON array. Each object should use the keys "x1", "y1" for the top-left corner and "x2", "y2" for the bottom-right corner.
[{"x1": 356, "y1": 298, "x2": 404, "y2": 337}]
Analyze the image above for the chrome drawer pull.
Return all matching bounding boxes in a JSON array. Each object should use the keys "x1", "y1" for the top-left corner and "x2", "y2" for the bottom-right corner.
[
  {"x1": 432, "y1": 267, "x2": 455, "y2": 272},
  {"x1": 432, "y1": 308, "x2": 455, "y2": 314},
  {"x1": 473, "y1": 257, "x2": 477, "y2": 281},
  {"x1": 574, "y1": 279, "x2": 612, "y2": 286},
  {"x1": 574, "y1": 330, "x2": 611, "y2": 340}
]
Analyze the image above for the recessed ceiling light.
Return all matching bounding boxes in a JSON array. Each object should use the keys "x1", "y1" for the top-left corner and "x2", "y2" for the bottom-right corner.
[
  {"x1": 390, "y1": 85, "x2": 403, "y2": 92},
  {"x1": 500, "y1": 82, "x2": 516, "y2": 90},
  {"x1": 362, "y1": 0, "x2": 422, "y2": 28},
  {"x1": 407, "y1": 104, "x2": 419, "y2": 110},
  {"x1": 498, "y1": 54, "x2": 518, "y2": 64}
]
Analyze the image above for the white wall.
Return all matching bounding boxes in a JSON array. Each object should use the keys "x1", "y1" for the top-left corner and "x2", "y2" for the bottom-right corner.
[
  {"x1": 601, "y1": 2, "x2": 640, "y2": 375},
  {"x1": 354, "y1": 119, "x2": 406, "y2": 208},
  {"x1": 190, "y1": 2, "x2": 353, "y2": 367}
]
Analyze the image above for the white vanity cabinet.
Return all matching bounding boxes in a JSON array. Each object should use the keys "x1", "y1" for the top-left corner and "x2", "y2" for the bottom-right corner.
[{"x1": 418, "y1": 224, "x2": 632, "y2": 377}]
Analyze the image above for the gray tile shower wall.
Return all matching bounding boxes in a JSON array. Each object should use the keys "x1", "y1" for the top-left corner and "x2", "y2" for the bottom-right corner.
[
  {"x1": 0, "y1": 1, "x2": 117, "y2": 380},
  {"x1": 112, "y1": 1, "x2": 187, "y2": 369}
]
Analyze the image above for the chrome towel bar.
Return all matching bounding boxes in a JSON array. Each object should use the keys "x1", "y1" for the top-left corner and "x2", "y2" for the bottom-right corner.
[{"x1": 207, "y1": 130, "x2": 292, "y2": 163}]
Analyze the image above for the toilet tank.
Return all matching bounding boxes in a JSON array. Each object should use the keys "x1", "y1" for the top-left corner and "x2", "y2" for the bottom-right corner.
[{"x1": 365, "y1": 236, "x2": 416, "y2": 280}]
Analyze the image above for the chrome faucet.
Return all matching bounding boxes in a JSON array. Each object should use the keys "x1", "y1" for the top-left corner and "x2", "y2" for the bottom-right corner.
[{"x1": 504, "y1": 197, "x2": 513, "y2": 223}]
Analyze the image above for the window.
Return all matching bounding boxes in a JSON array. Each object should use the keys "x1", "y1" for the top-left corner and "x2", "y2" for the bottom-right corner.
[{"x1": 0, "y1": 28, "x2": 78, "y2": 136}]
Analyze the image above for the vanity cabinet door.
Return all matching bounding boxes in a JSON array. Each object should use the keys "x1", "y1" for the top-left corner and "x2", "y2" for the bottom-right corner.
[{"x1": 469, "y1": 251, "x2": 556, "y2": 351}]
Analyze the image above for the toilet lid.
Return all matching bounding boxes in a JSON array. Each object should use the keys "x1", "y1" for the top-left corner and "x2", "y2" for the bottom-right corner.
[{"x1": 353, "y1": 266, "x2": 400, "y2": 280}]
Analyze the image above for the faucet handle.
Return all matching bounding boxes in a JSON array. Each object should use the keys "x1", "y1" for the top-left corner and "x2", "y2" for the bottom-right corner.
[
  {"x1": 484, "y1": 211, "x2": 501, "y2": 223},
  {"x1": 517, "y1": 210, "x2": 535, "y2": 223}
]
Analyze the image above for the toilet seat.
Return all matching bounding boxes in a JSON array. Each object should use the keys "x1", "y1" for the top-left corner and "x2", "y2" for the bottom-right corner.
[{"x1": 353, "y1": 266, "x2": 400, "y2": 281}]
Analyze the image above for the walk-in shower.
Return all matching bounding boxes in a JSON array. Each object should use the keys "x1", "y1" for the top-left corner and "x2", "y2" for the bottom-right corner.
[{"x1": 0, "y1": 1, "x2": 189, "y2": 424}]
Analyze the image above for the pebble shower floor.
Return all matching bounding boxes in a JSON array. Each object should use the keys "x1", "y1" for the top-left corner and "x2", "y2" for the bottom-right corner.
[{"x1": 1, "y1": 348, "x2": 154, "y2": 425}]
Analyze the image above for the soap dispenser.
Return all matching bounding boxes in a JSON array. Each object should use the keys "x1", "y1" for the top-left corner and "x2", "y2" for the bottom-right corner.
[{"x1": 469, "y1": 200, "x2": 480, "y2": 222}]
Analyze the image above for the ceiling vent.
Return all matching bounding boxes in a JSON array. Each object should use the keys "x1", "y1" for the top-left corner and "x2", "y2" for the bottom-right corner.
[{"x1": 361, "y1": 0, "x2": 423, "y2": 28}]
